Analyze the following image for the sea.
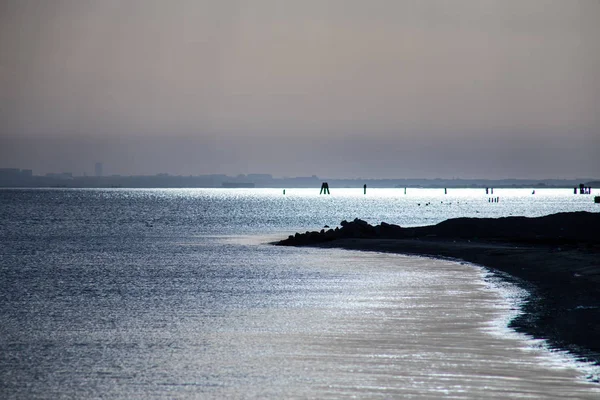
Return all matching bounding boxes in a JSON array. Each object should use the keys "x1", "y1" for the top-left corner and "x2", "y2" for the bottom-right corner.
[{"x1": 1, "y1": 187, "x2": 599, "y2": 399}]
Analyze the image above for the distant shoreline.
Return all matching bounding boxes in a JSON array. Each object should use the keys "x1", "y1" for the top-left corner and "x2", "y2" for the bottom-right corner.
[
  {"x1": 0, "y1": 169, "x2": 598, "y2": 191},
  {"x1": 275, "y1": 212, "x2": 600, "y2": 371},
  {"x1": 0, "y1": 184, "x2": 598, "y2": 190}
]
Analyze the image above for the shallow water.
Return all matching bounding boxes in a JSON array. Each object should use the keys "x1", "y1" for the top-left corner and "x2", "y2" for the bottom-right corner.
[{"x1": 0, "y1": 188, "x2": 598, "y2": 398}]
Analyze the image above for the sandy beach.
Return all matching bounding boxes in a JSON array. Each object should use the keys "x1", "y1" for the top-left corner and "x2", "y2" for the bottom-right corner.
[{"x1": 276, "y1": 212, "x2": 600, "y2": 368}]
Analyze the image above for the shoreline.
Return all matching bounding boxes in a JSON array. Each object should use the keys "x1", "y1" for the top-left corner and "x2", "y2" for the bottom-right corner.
[{"x1": 275, "y1": 212, "x2": 600, "y2": 370}]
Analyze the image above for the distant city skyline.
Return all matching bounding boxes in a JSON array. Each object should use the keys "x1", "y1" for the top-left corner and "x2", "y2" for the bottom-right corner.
[
  {"x1": 1, "y1": 1, "x2": 599, "y2": 179},
  {"x1": 1, "y1": 163, "x2": 598, "y2": 185},
  {"x1": 1, "y1": 165, "x2": 597, "y2": 190}
]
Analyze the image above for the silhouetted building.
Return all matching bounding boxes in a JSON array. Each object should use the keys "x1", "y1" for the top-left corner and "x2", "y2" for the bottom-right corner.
[
  {"x1": 247, "y1": 174, "x2": 273, "y2": 182},
  {"x1": 222, "y1": 182, "x2": 255, "y2": 188},
  {"x1": 46, "y1": 172, "x2": 73, "y2": 180},
  {"x1": 0, "y1": 168, "x2": 33, "y2": 186},
  {"x1": 0, "y1": 168, "x2": 21, "y2": 178},
  {"x1": 95, "y1": 162, "x2": 103, "y2": 177}
]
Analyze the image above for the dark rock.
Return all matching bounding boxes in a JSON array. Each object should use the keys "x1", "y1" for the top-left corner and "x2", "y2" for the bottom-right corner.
[{"x1": 276, "y1": 211, "x2": 600, "y2": 247}]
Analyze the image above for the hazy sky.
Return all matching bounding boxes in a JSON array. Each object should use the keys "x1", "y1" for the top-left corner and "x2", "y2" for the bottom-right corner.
[{"x1": 1, "y1": 0, "x2": 599, "y2": 178}]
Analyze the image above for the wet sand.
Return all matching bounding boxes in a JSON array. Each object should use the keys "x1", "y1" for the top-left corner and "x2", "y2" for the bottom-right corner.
[{"x1": 276, "y1": 212, "x2": 600, "y2": 368}]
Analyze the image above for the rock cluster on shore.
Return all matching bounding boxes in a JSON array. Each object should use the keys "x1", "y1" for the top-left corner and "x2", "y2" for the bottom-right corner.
[
  {"x1": 277, "y1": 211, "x2": 600, "y2": 246},
  {"x1": 279, "y1": 218, "x2": 403, "y2": 246}
]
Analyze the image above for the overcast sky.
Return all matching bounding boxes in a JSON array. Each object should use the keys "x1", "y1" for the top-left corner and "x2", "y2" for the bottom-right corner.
[{"x1": 1, "y1": 0, "x2": 599, "y2": 178}]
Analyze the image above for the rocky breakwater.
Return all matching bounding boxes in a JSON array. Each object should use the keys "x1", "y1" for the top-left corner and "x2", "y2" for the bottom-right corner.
[{"x1": 278, "y1": 211, "x2": 600, "y2": 246}]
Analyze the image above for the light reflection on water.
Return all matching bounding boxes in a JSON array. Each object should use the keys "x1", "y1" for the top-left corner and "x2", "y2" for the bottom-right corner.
[
  {"x1": 2, "y1": 187, "x2": 596, "y2": 237},
  {"x1": 0, "y1": 188, "x2": 598, "y2": 398},
  {"x1": 175, "y1": 248, "x2": 600, "y2": 399}
]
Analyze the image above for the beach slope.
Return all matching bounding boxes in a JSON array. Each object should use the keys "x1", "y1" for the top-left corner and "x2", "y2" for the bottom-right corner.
[{"x1": 276, "y1": 212, "x2": 600, "y2": 367}]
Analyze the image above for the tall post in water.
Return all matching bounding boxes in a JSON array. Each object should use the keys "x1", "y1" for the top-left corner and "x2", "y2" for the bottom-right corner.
[
  {"x1": 444, "y1": 188, "x2": 447, "y2": 195},
  {"x1": 320, "y1": 182, "x2": 330, "y2": 195},
  {"x1": 404, "y1": 187, "x2": 407, "y2": 195},
  {"x1": 363, "y1": 184, "x2": 367, "y2": 195}
]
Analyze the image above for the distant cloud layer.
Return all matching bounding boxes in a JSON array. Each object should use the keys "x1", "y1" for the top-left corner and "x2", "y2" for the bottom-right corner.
[{"x1": 1, "y1": 0, "x2": 599, "y2": 178}]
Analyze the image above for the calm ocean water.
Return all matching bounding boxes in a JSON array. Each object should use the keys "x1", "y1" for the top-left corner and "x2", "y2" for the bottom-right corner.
[{"x1": 1, "y1": 188, "x2": 599, "y2": 399}]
